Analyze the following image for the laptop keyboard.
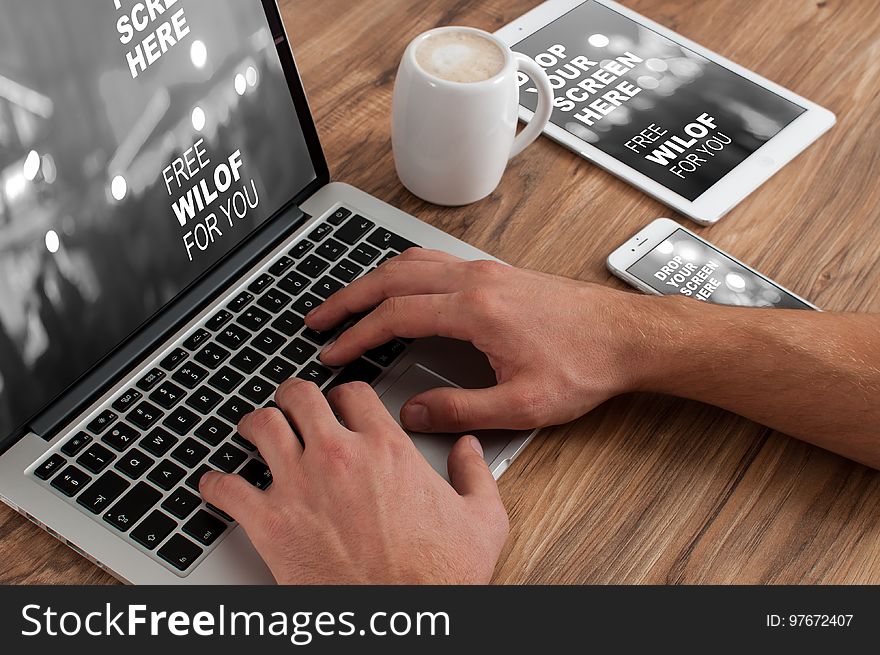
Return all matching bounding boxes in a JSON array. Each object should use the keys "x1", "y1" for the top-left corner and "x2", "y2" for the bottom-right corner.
[{"x1": 29, "y1": 207, "x2": 420, "y2": 576}]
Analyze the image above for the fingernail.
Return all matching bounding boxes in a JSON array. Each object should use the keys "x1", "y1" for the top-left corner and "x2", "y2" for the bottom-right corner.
[
  {"x1": 320, "y1": 341, "x2": 336, "y2": 358},
  {"x1": 468, "y1": 436, "x2": 484, "y2": 457},
  {"x1": 402, "y1": 402, "x2": 430, "y2": 432}
]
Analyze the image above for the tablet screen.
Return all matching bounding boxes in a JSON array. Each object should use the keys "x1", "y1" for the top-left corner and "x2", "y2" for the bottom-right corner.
[{"x1": 513, "y1": 1, "x2": 806, "y2": 201}]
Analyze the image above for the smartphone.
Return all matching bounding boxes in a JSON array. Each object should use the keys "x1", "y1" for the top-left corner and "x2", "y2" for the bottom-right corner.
[{"x1": 607, "y1": 218, "x2": 818, "y2": 310}]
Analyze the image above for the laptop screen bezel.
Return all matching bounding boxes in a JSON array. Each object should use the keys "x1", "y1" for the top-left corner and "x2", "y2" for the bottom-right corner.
[{"x1": 0, "y1": 0, "x2": 330, "y2": 451}]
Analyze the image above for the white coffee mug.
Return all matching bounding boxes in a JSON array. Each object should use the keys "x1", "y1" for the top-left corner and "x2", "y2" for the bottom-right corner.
[{"x1": 392, "y1": 26, "x2": 554, "y2": 206}]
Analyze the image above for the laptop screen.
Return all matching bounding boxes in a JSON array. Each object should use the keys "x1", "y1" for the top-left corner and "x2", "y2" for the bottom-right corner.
[{"x1": 0, "y1": 0, "x2": 318, "y2": 440}]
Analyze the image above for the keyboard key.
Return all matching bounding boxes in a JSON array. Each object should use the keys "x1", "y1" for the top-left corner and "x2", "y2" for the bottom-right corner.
[
  {"x1": 278, "y1": 271, "x2": 310, "y2": 296},
  {"x1": 292, "y1": 293, "x2": 324, "y2": 316},
  {"x1": 160, "y1": 348, "x2": 188, "y2": 371},
  {"x1": 271, "y1": 311, "x2": 304, "y2": 337},
  {"x1": 308, "y1": 223, "x2": 334, "y2": 242},
  {"x1": 77, "y1": 471, "x2": 129, "y2": 514},
  {"x1": 217, "y1": 396, "x2": 254, "y2": 425},
  {"x1": 205, "y1": 310, "x2": 233, "y2": 332},
  {"x1": 34, "y1": 453, "x2": 66, "y2": 480},
  {"x1": 207, "y1": 366, "x2": 245, "y2": 394},
  {"x1": 237, "y1": 306, "x2": 272, "y2": 331},
  {"x1": 51, "y1": 465, "x2": 91, "y2": 497},
  {"x1": 102, "y1": 423, "x2": 140, "y2": 452},
  {"x1": 161, "y1": 488, "x2": 202, "y2": 520},
  {"x1": 194, "y1": 343, "x2": 231, "y2": 370},
  {"x1": 268, "y1": 256, "x2": 294, "y2": 277},
  {"x1": 229, "y1": 346, "x2": 266, "y2": 374},
  {"x1": 289, "y1": 240, "x2": 314, "y2": 260},
  {"x1": 296, "y1": 254, "x2": 330, "y2": 278},
  {"x1": 328, "y1": 207, "x2": 352, "y2": 226},
  {"x1": 207, "y1": 503, "x2": 235, "y2": 522},
  {"x1": 209, "y1": 443, "x2": 248, "y2": 473},
  {"x1": 140, "y1": 427, "x2": 178, "y2": 457},
  {"x1": 136, "y1": 369, "x2": 165, "y2": 392},
  {"x1": 312, "y1": 276, "x2": 344, "y2": 299},
  {"x1": 227, "y1": 291, "x2": 254, "y2": 313},
  {"x1": 163, "y1": 407, "x2": 201, "y2": 436},
  {"x1": 377, "y1": 252, "x2": 397, "y2": 266},
  {"x1": 147, "y1": 459, "x2": 186, "y2": 491},
  {"x1": 252, "y1": 328, "x2": 286, "y2": 355},
  {"x1": 112, "y1": 389, "x2": 142, "y2": 414},
  {"x1": 128, "y1": 402, "x2": 162, "y2": 430},
  {"x1": 257, "y1": 288, "x2": 292, "y2": 314},
  {"x1": 149, "y1": 381, "x2": 186, "y2": 409},
  {"x1": 172, "y1": 362, "x2": 209, "y2": 389},
  {"x1": 186, "y1": 464, "x2": 217, "y2": 492},
  {"x1": 76, "y1": 443, "x2": 116, "y2": 474},
  {"x1": 248, "y1": 273, "x2": 275, "y2": 295},
  {"x1": 327, "y1": 359, "x2": 382, "y2": 390},
  {"x1": 316, "y1": 238, "x2": 347, "y2": 262},
  {"x1": 349, "y1": 243, "x2": 381, "y2": 266},
  {"x1": 367, "y1": 227, "x2": 418, "y2": 253},
  {"x1": 302, "y1": 327, "x2": 335, "y2": 346},
  {"x1": 239, "y1": 459, "x2": 273, "y2": 490},
  {"x1": 330, "y1": 259, "x2": 364, "y2": 283},
  {"x1": 194, "y1": 416, "x2": 232, "y2": 447},
  {"x1": 182, "y1": 328, "x2": 211, "y2": 351},
  {"x1": 60, "y1": 432, "x2": 92, "y2": 457},
  {"x1": 115, "y1": 448, "x2": 155, "y2": 480},
  {"x1": 185, "y1": 386, "x2": 223, "y2": 414},
  {"x1": 131, "y1": 511, "x2": 177, "y2": 550},
  {"x1": 232, "y1": 434, "x2": 256, "y2": 451},
  {"x1": 216, "y1": 324, "x2": 251, "y2": 351},
  {"x1": 335, "y1": 215, "x2": 375, "y2": 245},
  {"x1": 366, "y1": 340, "x2": 407, "y2": 367},
  {"x1": 104, "y1": 482, "x2": 162, "y2": 532},
  {"x1": 183, "y1": 509, "x2": 227, "y2": 546},
  {"x1": 298, "y1": 362, "x2": 333, "y2": 386},
  {"x1": 87, "y1": 409, "x2": 118, "y2": 435},
  {"x1": 171, "y1": 438, "x2": 210, "y2": 468},
  {"x1": 157, "y1": 534, "x2": 203, "y2": 571},
  {"x1": 261, "y1": 357, "x2": 297, "y2": 384},
  {"x1": 281, "y1": 338, "x2": 317, "y2": 365},
  {"x1": 239, "y1": 377, "x2": 274, "y2": 404}
]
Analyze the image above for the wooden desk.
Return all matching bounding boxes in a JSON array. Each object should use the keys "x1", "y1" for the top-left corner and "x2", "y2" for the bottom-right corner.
[{"x1": 2, "y1": 0, "x2": 878, "y2": 584}]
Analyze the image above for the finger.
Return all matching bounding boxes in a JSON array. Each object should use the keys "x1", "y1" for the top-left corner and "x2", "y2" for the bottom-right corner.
[
  {"x1": 199, "y1": 471, "x2": 267, "y2": 533},
  {"x1": 305, "y1": 261, "x2": 464, "y2": 331},
  {"x1": 237, "y1": 408, "x2": 302, "y2": 477},
  {"x1": 319, "y1": 294, "x2": 469, "y2": 367},
  {"x1": 275, "y1": 378, "x2": 344, "y2": 445},
  {"x1": 401, "y1": 384, "x2": 530, "y2": 433},
  {"x1": 327, "y1": 382, "x2": 402, "y2": 434},
  {"x1": 446, "y1": 435, "x2": 501, "y2": 502}
]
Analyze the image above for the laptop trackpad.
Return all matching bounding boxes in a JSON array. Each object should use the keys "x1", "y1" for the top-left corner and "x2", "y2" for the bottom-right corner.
[{"x1": 380, "y1": 364, "x2": 511, "y2": 481}]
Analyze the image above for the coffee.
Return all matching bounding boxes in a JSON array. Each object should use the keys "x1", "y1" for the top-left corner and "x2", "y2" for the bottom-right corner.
[{"x1": 416, "y1": 31, "x2": 506, "y2": 83}]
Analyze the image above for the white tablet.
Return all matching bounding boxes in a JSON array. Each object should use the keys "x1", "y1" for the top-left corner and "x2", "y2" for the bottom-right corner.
[{"x1": 496, "y1": 0, "x2": 836, "y2": 225}]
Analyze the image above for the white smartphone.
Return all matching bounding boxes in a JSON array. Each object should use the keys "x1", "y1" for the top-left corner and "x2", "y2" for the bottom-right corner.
[
  {"x1": 496, "y1": 0, "x2": 836, "y2": 225},
  {"x1": 607, "y1": 218, "x2": 818, "y2": 310}
]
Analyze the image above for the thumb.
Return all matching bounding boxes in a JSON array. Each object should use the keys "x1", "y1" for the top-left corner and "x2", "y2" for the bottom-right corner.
[
  {"x1": 401, "y1": 384, "x2": 522, "y2": 433},
  {"x1": 447, "y1": 435, "x2": 500, "y2": 502}
]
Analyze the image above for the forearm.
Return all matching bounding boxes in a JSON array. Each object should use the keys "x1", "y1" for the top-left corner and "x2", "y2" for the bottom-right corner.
[{"x1": 630, "y1": 296, "x2": 880, "y2": 469}]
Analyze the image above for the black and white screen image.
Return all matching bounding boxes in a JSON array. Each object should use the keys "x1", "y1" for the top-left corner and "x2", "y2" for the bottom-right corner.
[
  {"x1": 0, "y1": 0, "x2": 316, "y2": 439},
  {"x1": 627, "y1": 229, "x2": 813, "y2": 310},
  {"x1": 514, "y1": 1, "x2": 806, "y2": 201}
]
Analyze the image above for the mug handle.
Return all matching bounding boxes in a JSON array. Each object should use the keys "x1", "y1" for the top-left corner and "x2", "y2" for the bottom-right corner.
[{"x1": 509, "y1": 52, "x2": 555, "y2": 159}]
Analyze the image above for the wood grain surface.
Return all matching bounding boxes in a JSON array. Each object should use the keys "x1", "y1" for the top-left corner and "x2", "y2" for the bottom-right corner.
[{"x1": 2, "y1": 0, "x2": 878, "y2": 585}]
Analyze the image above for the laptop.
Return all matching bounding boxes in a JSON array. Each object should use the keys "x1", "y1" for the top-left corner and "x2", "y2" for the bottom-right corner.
[{"x1": 0, "y1": 0, "x2": 535, "y2": 583}]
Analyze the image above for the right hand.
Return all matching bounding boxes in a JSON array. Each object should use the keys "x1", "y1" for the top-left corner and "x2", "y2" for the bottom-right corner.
[{"x1": 305, "y1": 249, "x2": 655, "y2": 433}]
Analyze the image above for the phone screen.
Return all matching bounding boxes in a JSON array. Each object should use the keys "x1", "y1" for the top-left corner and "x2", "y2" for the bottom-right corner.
[{"x1": 626, "y1": 229, "x2": 814, "y2": 309}]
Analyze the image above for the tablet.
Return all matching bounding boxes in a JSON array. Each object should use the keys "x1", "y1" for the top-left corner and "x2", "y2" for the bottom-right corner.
[{"x1": 496, "y1": 0, "x2": 836, "y2": 225}]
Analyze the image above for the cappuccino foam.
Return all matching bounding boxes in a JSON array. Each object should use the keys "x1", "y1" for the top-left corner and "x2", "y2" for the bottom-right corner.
[{"x1": 416, "y1": 31, "x2": 506, "y2": 83}]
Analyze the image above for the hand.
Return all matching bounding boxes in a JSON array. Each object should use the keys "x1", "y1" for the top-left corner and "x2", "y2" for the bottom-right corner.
[
  {"x1": 200, "y1": 378, "x2": 509, "y2": 584},
  {"x1": 305, "y1": 249, "x2": 649, "y2": 433}
]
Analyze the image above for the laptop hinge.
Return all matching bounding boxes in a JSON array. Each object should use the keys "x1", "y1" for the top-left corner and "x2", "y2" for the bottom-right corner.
[{"x1": 24, "y1": 205, "x2": 310, "y2": 446}]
